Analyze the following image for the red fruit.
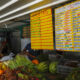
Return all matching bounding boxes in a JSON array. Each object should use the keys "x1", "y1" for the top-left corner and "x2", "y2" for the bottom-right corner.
[{"x1": 35, "y1": 78, "x2": 39, "y2": 80}]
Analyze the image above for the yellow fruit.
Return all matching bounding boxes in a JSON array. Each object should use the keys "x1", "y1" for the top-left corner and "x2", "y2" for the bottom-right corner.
[{"x1": 2, "y1": 64, "x2": 7, "y2": 70}]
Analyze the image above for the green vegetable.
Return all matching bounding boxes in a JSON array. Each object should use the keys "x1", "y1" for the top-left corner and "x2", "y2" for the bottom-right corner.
[
  {"x1": 8, "y1": 55, "x2": 35, "y2": 70},
  {"x1": 49, "y1": 62, "x2": 58, "y2": 74},
  {"x1": 42, "y1": 78, "x2": 46, "y2": 80},
  {"x1": 8, "y1": 60, "x2": 17, "y2": 69},
  {"x1": 65, "y1": 68, "x2": 80, "y2": 80},
  {"x1": 36, "y1": 74, "x2": 43, "y2": 79},
  {"x1": 18, "y1": 73, "x2": 24, "y2": 79},
  {"x1": 37, "y1": 62, "x2": 49, "y2": 72}
]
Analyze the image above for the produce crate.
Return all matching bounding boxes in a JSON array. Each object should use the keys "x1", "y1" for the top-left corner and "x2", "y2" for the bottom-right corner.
[
  {"x1": 57, "y1": 65, "x2": 74, "y2": 74},
  {"x1": 57, "y1": 58, "x2": 80, "y2": 74}
]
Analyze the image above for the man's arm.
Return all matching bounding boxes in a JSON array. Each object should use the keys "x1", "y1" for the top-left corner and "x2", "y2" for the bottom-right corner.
[
  {"x1": 25, "y1": 52, "x2": 35, "y2": 58},
  {"x1": 22, "y1": 43, "x2": 36, "y2": 58},
  {"x1": 23, "y1": 48, "x2": 35, "y2": 58}
]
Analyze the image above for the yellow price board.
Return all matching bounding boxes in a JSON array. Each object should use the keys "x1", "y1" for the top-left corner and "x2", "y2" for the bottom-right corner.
[
  {"x1": 30, "y1": 8, "x2": 54, "y2": 50},
  {"x1": 30, "y1": 11, "x2": 41, "y2": 49},
  {"x1": 55, "y1": 1, "x2": 80, "y2": 51}
]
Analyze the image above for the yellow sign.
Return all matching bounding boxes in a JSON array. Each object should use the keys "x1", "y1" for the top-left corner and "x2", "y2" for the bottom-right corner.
[{"x1": 30, "y1": 8, "x2": 54, "y2": 50}]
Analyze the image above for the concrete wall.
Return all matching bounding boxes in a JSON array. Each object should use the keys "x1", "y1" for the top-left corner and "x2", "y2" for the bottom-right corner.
[{"x1": 21, "y1": 38, "x2": 30, "y2": 51}]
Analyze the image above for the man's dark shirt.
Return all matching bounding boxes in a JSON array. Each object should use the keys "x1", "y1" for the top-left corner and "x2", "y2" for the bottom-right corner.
[{"x1": 25, "y1": 43, "x2": 41, "y2": 60}]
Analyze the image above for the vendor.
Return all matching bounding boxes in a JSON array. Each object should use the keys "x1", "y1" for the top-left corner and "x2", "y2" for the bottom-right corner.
[{"x1": 23, "y1": 43, "x2": 41, "y2": 61}]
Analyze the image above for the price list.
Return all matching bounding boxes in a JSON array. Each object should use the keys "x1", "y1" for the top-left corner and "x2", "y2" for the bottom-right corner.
[
  {"x1": 55, "y1": 7, "x2": 65, "y2": 50},
  {"x1": 23, "y1": 26, "x2": 30, "y2": 38},
  {"x1": 30, "y1": 8, "x2": 54, "y2": 50},
  {"x1": 40, "y1": 8, "x2": 54, "y2": 50},
  {"x1": 55, "y1": 1, "x2": 80, "y2": 51},
  {"x1": 30, "y1": 11, "x2": 41, "y2": 49},
  {"x1": 72, "y1": 1, "x2": 80, "y2": 51}
]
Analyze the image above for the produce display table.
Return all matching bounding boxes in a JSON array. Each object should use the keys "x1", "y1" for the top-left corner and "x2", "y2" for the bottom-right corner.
[{"x1": 0, "y1": 54, "x2": 80, "y2": 80}]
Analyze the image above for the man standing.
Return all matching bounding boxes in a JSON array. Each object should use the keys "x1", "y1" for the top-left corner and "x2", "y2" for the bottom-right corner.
[{"x1": 23, "y1": 43, "x2": 41, "y2": 61}]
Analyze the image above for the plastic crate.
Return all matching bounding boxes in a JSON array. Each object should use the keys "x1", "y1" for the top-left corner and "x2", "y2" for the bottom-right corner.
[{"x1": 57, "y1": 65, "x2": 74, "y2": 74}]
